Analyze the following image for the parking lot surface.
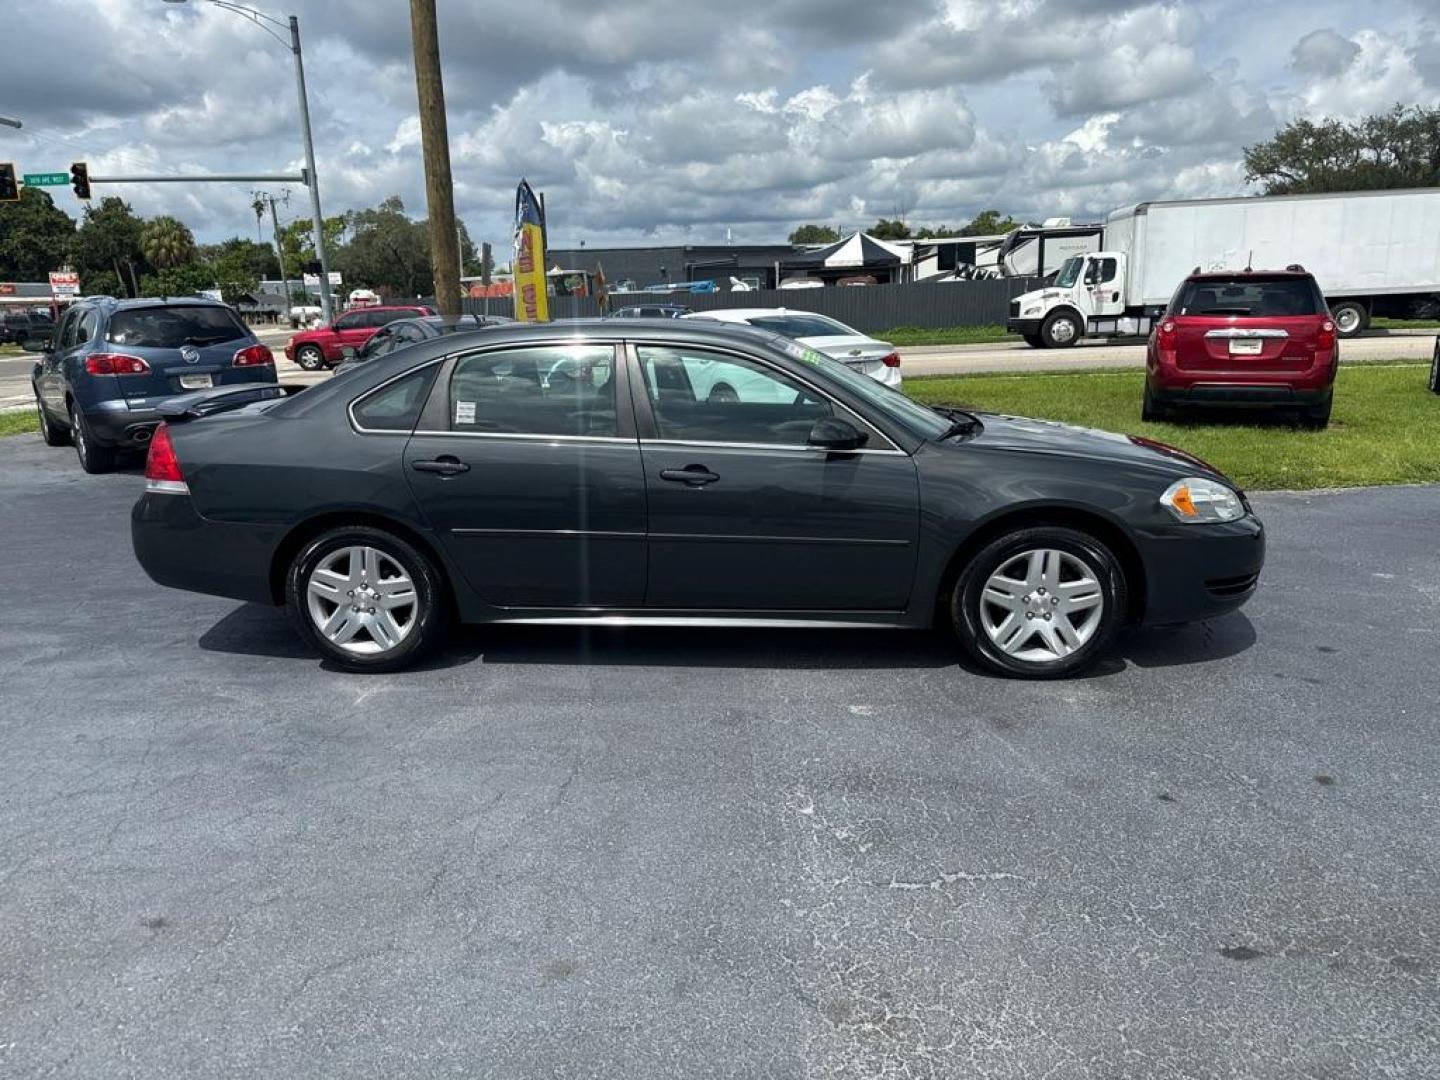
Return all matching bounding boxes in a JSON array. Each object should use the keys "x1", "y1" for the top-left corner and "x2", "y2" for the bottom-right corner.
[{"x1": 2, "y1": 435, "x2": 1437, "y2": 1079}]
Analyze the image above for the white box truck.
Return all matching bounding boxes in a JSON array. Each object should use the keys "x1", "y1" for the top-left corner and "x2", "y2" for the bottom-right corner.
[{"x1": 1006, "y1": 188, "x2": 1440, "y2": 347}]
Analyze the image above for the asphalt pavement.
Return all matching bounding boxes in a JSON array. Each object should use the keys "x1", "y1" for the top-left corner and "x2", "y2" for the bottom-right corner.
[
  {"x1": 3, "y1": 327, "x2": 1433, "y2": 412},
  {"x1": 1, "y1": 434, "x2": 1438, "y2": 1079}
]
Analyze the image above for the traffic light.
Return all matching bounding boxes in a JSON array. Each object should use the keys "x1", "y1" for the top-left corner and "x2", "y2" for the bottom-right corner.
[
  {"x1": 0, "y1": 163, "x2": 17, "y2": 203},
  {"x1": 70, "y1": 161, "x2": 90, "y2": 200}
]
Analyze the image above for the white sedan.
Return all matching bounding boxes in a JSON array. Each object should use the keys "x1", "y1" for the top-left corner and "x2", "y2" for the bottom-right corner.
[{"x1": 683, "y1": 308, "x2": 902, "y2": 389}]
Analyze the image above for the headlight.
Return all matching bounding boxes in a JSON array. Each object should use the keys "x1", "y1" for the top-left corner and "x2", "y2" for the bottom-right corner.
[
  {"x1": 1159, "y1": 477, "x2": 1244, "y2": 523},
  {"x1": 1022, "y1": 306, "x2": 1041, "y2": 316}
]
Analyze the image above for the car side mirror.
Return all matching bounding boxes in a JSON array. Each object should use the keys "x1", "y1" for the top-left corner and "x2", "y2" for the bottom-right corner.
[
  {"x1": 21, "y1": 329, "x2": 53, "y2": 352},
  {"x1": 340, "y1": 345, "x2": 357, "y2": 359},
  {"x1": 808, "y1": 417, "x2": 868, "y2": 452}
]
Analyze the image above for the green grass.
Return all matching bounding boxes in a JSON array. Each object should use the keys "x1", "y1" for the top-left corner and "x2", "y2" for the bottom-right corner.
[
  {"x1": 0, "y1": 344, "x2": 29, "y2": 357},
  {"x1": 882, "y1": 324, "x2": 1010, "y2": 346},
  {"x1": 0, "y1": 410, "x2": 39, "y2": 438},
  {"x1": 907, "y1": 363, "x2": 1440, "y2": 491},
  {"x1": 1371, "y1": 317, "x2": 1440, "y2": 331}
]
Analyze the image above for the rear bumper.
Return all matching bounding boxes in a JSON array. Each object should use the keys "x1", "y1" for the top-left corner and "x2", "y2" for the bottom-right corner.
[
  {"x1": 84, "y1": 400, "x2": 164, "y2": 446},
  {"x1": 1136, "y1": 513, "x2": 1266, "y2": 625},
  {"x1": 1006, "y1": 318, "x2": 1043, "y2": 336},
  {"x1": 132, "y1": 493, "x2": 281, "y2": 605},
  {"x1": 1148, "y1": 380, "x2": 1332, "y2": 408}
]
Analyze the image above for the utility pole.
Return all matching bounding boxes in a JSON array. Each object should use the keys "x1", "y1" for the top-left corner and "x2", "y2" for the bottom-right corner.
[
  {"x1": 409, "y1": 0, "x2": 460, "y2": 319},
  {"x1": 254, "y1": 190, "x2": 294, "y2": 321}
]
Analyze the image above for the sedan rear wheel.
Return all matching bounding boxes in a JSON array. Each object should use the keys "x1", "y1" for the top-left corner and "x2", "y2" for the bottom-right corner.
[
  {"x1": 286, "y1": 526, "x2": 445, "y2": 671},
  {"x1": 952, "y1": 526, "x2": 1126, "y2": 678}
]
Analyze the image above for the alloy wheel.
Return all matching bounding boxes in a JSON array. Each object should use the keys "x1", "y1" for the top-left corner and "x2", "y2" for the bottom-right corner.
[
  {"x1": 305, "y1": 545, "x2": 419, "y2": 655},
  {"x1": 978, "y1": 548, "x2": 1105, "y2": 664}
]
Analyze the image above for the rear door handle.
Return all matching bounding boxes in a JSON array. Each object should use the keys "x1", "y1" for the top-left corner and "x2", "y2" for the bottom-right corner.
[
  {"x1": 659, "y1": 465, "x2": 720, "y2": 486},
  {"x1": 411, "y1": 456, "x2": 470, "y2": 477}
]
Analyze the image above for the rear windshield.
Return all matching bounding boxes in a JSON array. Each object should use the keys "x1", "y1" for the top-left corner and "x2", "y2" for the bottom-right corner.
[
  {"x1": 745, "y1": 314, "x2": 853, "y2": 338},
  {"x1": 106, "y1": 305, "x2": 249, "y2": 348},
  {"x1": 1170, "y1": 277, "x2": 1324, "y2": 317}
]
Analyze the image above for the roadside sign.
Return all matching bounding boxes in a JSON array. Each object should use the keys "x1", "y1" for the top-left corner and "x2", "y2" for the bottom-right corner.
[
  {"x1": 49, "y1": 271, "x2": 80, "y2": 298},
  {"x1": 23, "y1": 172, "x2": 69, "y2": 187},
  {"x1": 303, "y1": 271, "x2": 343, "y2": 286}
]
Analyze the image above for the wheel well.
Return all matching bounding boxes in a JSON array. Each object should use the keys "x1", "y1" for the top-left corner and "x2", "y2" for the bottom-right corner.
[
  {"x1": 267, "y1": 511, "x2": 452, "y2": 605},
  {"x1": 934, "y1": 506, "x2": 1147, "y2": 625}
]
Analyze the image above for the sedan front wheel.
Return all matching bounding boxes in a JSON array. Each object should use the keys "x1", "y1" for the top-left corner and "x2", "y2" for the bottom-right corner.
[{"x1": 952, "y1": 525, "x2": 1126, "y2": 678}]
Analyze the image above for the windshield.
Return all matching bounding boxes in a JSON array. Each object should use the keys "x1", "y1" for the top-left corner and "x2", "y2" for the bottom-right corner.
[
  {"x1": 1171, "y1": 277, "x2": 1325, "y2": 317},
  {"x1": 746, "y1": 314, "x2": 855, "y2": 339},
  {"x1": 107, "y1": 305, "x2": 248, "y2": 348},
  {"x1": 1052, "y1": 256, "x2": 1083, "y2": 288},
  {"x1": 779, "y1": 340, "x2": 950, "y2": 439}
]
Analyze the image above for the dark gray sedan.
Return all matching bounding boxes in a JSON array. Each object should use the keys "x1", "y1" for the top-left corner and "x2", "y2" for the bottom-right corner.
[{"x1": 132, "y1": 319, "x2": 1264, "y2": 677}]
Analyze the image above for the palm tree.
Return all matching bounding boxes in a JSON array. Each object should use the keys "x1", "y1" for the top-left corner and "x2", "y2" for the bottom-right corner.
[{"x1": 139, "y1": 216, "x2": 196, "y2": 270}]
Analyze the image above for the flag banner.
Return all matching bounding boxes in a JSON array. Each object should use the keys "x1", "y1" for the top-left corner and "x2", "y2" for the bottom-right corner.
[
  {"x1": 595, "y1": 261, "x2": 609, "y2": 313},
  {"x1": 513, "y1": 179, "x2": 550, "y2": 323}
]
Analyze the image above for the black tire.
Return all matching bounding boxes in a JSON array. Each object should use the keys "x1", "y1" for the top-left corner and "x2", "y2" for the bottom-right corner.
[
  {"x1": 70, "y1": 404, "x2": 116, "y2": 474},
  {"x1": 1040, "y1": 310, "x2": 1081, "y2": 349},
  {"x1": 1141, "y1": 383, "x2": 1168, "y2": 423},
  {"x1": 36, "y1": 394, "x2": 70, "y2": 446},
  {"x1": 295, "y1": 345, "x2": 327, "y2": 371},
  {"x1": 285, "y1": 525, "x2": 446, "y2": 672},
  {"x1": 1300, "y1": 398, "x2": 1332, "y2": 430},
  {"x1": 1429, "y1": 338, "x2": 1439, "y2": 394},
  {"x1": 1329, "y1": 301, "x2": 1367, "y2": 338},
  {"x1": 1022, "y1": 334, "x2": 1045, "y2": 348},
  {"x1": 951, "y1": 525, "x2": 1127, "y2": 679}
]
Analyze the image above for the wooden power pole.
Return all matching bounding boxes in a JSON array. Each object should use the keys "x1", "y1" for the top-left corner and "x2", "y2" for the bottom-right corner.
[{"x1": 409, "y1": 0, "x2": 461, "y2": 318}]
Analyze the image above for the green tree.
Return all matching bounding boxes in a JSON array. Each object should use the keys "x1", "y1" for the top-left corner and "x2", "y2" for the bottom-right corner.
[
  {"x1": 1244, "y1": 104, "x2": 1440, "y2": 195},
  {"x1": 70, "y1": 197, "x2": 147, "y2": 297},
  {"x1": 960, "y1": 209, "x2": 1020, "y2": 236},
  {"x1": 278, "y1": 214, "x2": 346, "y2": 279},
  {"x1": 140, "y1": 215, "x2": 196, "y2": 269},
  {"x1": 913, "y1": 225, "x2": 961, "y2": 239},
  {"x1": 788, "y1": 224, "x2": 840, "y2": 245},
  {"x1": 869, "y1": 218, "x2": 911, "y2": 241},
  {"x1": 196, "y1": 237, "x2": 279, "y2": 282},
  {"x1": 138, "y1": 263, "x2": 213, "y2": 298},
  {"x1": 0, "y1": 187, "x2": 77, "y2": 282},
  {"x1": 331, "y1": 196, "x2": 432, "y2": 296}
]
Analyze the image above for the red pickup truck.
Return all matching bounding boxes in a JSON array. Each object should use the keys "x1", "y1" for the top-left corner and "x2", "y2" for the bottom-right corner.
[{"x1": 284, "y1": 305, "x2": 434, "y2": 370}]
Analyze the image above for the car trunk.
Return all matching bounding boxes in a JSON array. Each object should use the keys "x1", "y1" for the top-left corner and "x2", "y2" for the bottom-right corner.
[
  {"x1": 1173, "y1": 317, "x2": 1322, "y2": 374},
  {"x1": 803, "y1": 334, "x2": 894, "y2": 379},
  {"x1": 121, "y1": 339, "x2": 252, "y2": 402}
]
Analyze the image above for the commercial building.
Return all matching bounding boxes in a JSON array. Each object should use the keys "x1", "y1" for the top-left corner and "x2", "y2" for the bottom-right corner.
[{"x1": 544, "y1": 244, "x2": 798, "y2": 292}]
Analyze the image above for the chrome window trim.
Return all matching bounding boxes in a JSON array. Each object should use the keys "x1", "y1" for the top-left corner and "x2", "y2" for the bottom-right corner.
[
  {"x1": 638, "y1": 437, "x2": 906, "y2": 456},
  {"x1": 628, "y1": 338, "x2": 905, "y2": 455},
  {"x1": 347, "y1": 357, "x2": 446, "y2": 435},
  {"x1": 410, "y1": 429, "x2": 636, "y2": 445}
]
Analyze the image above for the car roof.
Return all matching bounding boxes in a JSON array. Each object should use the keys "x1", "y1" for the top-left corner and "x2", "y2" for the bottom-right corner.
[
  {"x1": 685, "y1": 307, "x2": 820, "y2": 322},
  {"x1": 77, "y1": 295, "x2": 237, "y2": 311},
  {"x1": 1184, "y1": 269, "x2": 1315, "y2": 281}
]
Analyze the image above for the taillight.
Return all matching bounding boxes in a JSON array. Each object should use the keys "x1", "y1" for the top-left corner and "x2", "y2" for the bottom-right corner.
[
  {"x1": 233, "y1": 343, "x2": 275, "y2": 367},
  {"x1": 85, "y1": 352, "x2": 150, "y2": 375},
  {"x1": 881, "y1": 351, "x2": 901, "y2": 369},
  {"x1": 1317, "y1": 320, "x2": 1336, "y2": 351},
  {"x1": 144, "y1": 423, "x2": 189, "y2": 495},
  {"x1": 1156, "y1": 320, "x2": 1177, "y2": 350}
]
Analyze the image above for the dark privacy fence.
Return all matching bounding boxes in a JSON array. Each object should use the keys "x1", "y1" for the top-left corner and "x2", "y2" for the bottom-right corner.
[{"x1": 446, "y1": 277, "x2": 1042, "y2": 333}]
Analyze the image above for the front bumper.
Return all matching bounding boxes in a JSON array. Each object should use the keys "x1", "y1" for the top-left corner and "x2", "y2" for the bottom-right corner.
[
  {"x1": 1135, "y1": 513, "x2": 1266, "y2": 625},
  {"x1": 132, "y1": 492, "x2": 282, "y2": 605},
  {"x1": 1006, "y1": 318, "x2": 1043, "y2": 337}
]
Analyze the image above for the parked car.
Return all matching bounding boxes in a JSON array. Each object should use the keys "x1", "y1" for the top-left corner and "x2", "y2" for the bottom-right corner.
[
  {"x1": 606, "y1": 304, "x2": 690, "y2": 319},
  {"x1": 1, "y1": 309, "x2": 46, "y2": 346},
  {"x1": 284, "y1": 305, "x2": 435, "y2": 370},
  {"x1": 32, "y1": 296, "x2": 276, "y2": 473},
  {"x1": 684, "y1": 308, "x2": 902, "y2": 388},
  {"x1": 132, "y1": 319, "x2": 1264, "y2": 678},
  {"x1": 334, "y1": 314, "x2": 514, "y2": 374},
  {"x1": 1144, "y1": 268, "x2": 1338, "y2": 428}
]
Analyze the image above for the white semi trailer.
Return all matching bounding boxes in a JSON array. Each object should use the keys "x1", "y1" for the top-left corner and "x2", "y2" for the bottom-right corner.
[{"x1": 1006, "y1": 188, "x2": 1440, "y2": 347}]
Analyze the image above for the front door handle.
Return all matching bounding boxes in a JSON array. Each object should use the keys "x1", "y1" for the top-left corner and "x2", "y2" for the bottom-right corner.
[
  {"x1": 659, "y1": 465, "x2": 720, "y2": 486},
  {"x1": 411, "y1": 455, "x2": 470, "y2": 477}
]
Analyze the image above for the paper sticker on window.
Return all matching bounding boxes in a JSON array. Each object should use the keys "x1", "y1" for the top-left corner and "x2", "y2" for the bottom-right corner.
[{"x1": 455, "y1": 400, "x2": 476, "y2": 426}]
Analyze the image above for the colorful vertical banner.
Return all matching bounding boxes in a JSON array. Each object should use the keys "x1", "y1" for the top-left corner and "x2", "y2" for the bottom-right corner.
[
  {"x1": 594, "y1": 261, "x2": 609, "y2": 314},
  {"x1": 513, "y1": 179, "x2": 550, "y2": 323}
]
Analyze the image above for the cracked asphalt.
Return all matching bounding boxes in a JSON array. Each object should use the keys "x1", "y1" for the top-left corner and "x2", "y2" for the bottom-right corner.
[{"x1": 1, "y1": 434, "x2": 1437, "y2": 1079}]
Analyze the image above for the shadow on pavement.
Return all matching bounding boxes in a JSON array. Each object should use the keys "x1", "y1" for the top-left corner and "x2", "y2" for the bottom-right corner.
[{"x1": 198, "y1": 602, "x2": 1257, "y2": 674}]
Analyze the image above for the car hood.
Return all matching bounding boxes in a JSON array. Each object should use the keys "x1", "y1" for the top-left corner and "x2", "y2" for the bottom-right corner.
[
  {"x1": 800, "y1": 333, "x2": 893, "y2": 359},
  {"x1": 966, "y1": 412, "x2": 1226, "y2": 479}
]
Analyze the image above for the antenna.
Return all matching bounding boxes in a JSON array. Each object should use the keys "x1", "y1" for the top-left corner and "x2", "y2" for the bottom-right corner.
[{"x1": 1245, "y1": 250, "x2": 1253, "y2": 272}]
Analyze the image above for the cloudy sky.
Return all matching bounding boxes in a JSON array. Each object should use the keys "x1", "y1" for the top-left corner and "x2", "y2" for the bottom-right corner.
[{"x1": 4, "y1": 0, "x2": 1439, "y2": 251}]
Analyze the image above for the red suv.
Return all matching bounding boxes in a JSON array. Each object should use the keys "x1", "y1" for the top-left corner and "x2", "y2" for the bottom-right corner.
[
  {"x1": 284, "y1": 305, "x2": 434, "y2": 370},
  {"x1": 1145, "y1": 269, "x2": 1337, "y2": 428}
]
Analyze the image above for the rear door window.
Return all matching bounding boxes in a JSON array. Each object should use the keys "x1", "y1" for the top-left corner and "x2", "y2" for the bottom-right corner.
[
  {"x1": 447, "y1": 346, "x2": 617, "y2": 437},
  {"x1": 1172, "y1": 278, "x2": 1324, "y2": 317},
  {"x1": 106, "y1": 305, "x2": 248, "y2": 347}
]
